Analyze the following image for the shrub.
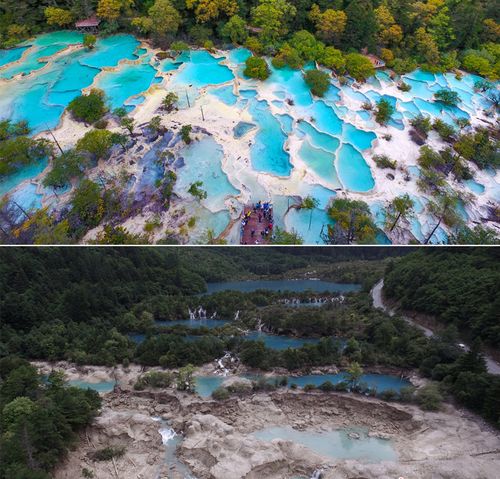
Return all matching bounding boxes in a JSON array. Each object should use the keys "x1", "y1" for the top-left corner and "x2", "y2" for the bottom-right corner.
[
  {"x1": 244, "y1": 56, "x2": 270, "y2": 80},
  {"x1": 181, "y1": 124, "x2": 192, "y2": 143},
  {"x1": 253, "y1": 377, "x2": 276, "y2": 392},
  {"x1": 379, "y1": 388, "x2": 398, "y2": 401},
  {"x1": 432, "y1": 119, "x2": 455, "y2": 141},
  {"x1": 375, "y1": 99, "x2": 395, "y2": 125},
  {"x1": 303, "y1": 383, "x2": 316, "y2": 392},
  {"x1": 416, "y1": 383, "x2": 443, "y2": 411},
  {"x1": 344, "y1": 53, "x2": 375, "y2": 82},
  {"x1": 434, "y1": 89, "x2": 460, "y2": 106},
  {"x1": 410, "y1": 114, "x2": 432, "y2": 135},
  {"x1": 400, "y1": 386, "x2": 416, "y2": 403},
  {"x1": 212, "y1": 387, "x2": 230, "y2": 400},
  {"x1": 398, "y1": 81, "x2": 411, "y2": 92},
  {"x1": 318, "y1": 380, "x2": 335, "y2": 392},
  {"x1": 67, "y1": 89, "x2": 107, "y2": 124},
  {"x1": 134, "y1": 371, "x2": 173, "y2": 390},
  {"x1": 90, "y1": 446, "x2": 126, "y2": 462},
  {"x1": 373, "y1": 154, "x2": 396, "y2": 169},
  {"x1": 304, "y1": 69, "x2": 330, "y2": 97}
]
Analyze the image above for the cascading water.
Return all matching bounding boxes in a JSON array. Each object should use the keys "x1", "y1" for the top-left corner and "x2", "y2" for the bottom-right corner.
[{"x1": 152, "y1": 417, "x2": 196, "y2": 479}]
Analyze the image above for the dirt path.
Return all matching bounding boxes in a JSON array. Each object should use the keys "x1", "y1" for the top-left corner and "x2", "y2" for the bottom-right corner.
[{"x1": 371, "y1": 279, "x2": 500, "y2": 375}]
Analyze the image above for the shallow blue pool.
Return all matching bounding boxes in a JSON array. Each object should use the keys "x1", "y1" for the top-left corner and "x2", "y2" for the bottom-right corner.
[
  {"x1": 253, "y1": 426, "x2": 397, "y2": 462},
  {"x1": 337, "y1": 144, "x2": 375, "y2": 192}
]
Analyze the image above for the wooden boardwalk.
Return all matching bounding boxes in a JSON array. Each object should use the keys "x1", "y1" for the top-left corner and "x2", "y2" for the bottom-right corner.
[{"x1": 240, "y1": 205, "x2": 273, "y2": 245}]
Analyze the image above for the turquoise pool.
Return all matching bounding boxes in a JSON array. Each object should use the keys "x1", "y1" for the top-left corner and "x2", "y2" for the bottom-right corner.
[{"x1": 252, "y1": 426, "x2": 397, "y2": 462}]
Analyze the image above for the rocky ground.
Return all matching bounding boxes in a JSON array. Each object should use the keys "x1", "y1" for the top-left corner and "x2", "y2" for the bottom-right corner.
[{"x1": 46, "y1": 360, "x2": 500, "y2": 479}]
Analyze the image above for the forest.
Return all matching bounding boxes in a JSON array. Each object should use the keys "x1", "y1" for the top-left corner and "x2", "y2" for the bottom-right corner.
[
  {"x1": 0, "y1": 357, "x2": 101, "y2": 479},
  {"x1": 384, "y1": 248, "x2": 500, "y2": 347},
  {"x1": 1, "y1": 0, "x2": 499, "y2": 79},
  {"x1": 1, "y1": 246, "x2": 499, "y2": 459}
]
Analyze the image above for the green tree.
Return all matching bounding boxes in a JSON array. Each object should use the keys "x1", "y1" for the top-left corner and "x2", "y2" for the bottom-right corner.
[
  {"x1": 76, "y1": 130, "x2": 114, "y2": 159},
  {"x1": 344, "y1": 53, "x2": 375, "y2": 82},
  {"x1": 83, "y1": 34, "x2": 96, "y2": 49},
  {"x1": 120, "y1": 117, "x2": 135, "y2": 136},
  {"x1": 304, "y1": 69, "x2": 330, "y2": 96},
  {"x1": 385, "y1": 194, "x2": 414, "y2": 232},
  {"x1": 299, "y1": 195, "x2": 319, "y2": 230},
  {"x1": 131, "y1": 0, "x2": 181, "y2": 37},
  {"x1": 416, "y1": 383, "x2": 443, "y2": 411},
  {"x1": 346, "y1": 361, "x2": 363, "y2": 388},
  {"x1": 67, "y1": 90, "x2": 107, "y2": 124},
  {"x1": 343, "y1": 0, "x2": 377, "y2": 50},
  {"x1": 434, "y1": 89, "x2": 460, "y2": 106},
  {"x1": 374, "y1": 98, "x2": 395, "y2": 124},
  {"x1": 326, "y1": 198, "x2": 377, "y2": 244},
  {"x1": 43, "y1": 150, "x2": 87, "y2": 188},
  {"x1": 271, "y1": 227, "x2": 303, "y2": 244},
  {"x1": 181, "y1": 124, "x2": 192, "y2": 143},
  {"x1": 425, "y1": 192, "x2": 463, "y2": 244},
  {"x1": 188, "y1": 181, "x2": 207, "y2": 200},
  {"x1": 244, "y1": 56, "x2": 270, "y2": 80},
  {"x1": 251, "y1": 0, "x2": 297, "y2": 44},
  {"x1": 176, "y1": 364, "x2": 195, "y2": 392},
  {"x1": 221, "y1": 15, "x2": 248, "y2": 44},
  {"x1": 70, "y1": 179, "x2": 103, "y2": 228}
]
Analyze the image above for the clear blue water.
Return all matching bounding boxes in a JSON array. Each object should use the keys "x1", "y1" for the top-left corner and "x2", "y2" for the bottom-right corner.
[
  {"x1": 268, "y1": 65, "x2": 313, "y2": 107},
  {"x1": 205, "y1": 280, "x2": 361, "y2": 294},
  {"x1": 194, "y1": 372, "x2": 409, "y2": 397},
  {"x1": 210, "y1": 85, "x2": 238, "y2": 105},
  {"x1": 233, "y1": 121, "x2": 256, "y2": 138},
  {"x1": 252, "y1": 426, "x2": 397, "y2": 462},
  {"x1": 95, "y1": 61, "x2": 159, "y2": 110},
  {"x1": 245, "y1": 332, "x2": 321, "y2": 349},
  {"x1": 299, "y1": 140, "x2": 339, "y2": 187},
  {"x1": 464, "y1": 179, "x2": 485, "y2": 194},
  {"x1": 174, "y1": 50, "x2": 233, "y2": 88},
  {"x1": 342, "y1": 124, "x2": 376, "y2": 151},
  {"x1": 337, "y1": 144, "x2": 375, "y2": 192},
  {"x1": 285, "y1": 207, "x2": 332, "y2": 245},
  {"x1": 68, "y1": 379, "x2": 116, "y2": 393},
  {"x1": 307, "y1": 101, "x2": 343, "y2": 137},
  {"x1": 80, "y1": 34, "x2": 139, "y2": 68},
  {"x1": 174, "y1": 137, "x2": 240, "y2": 211},
  {"x1": 288, "y1": 373, "x2": 409, "y2": 391},
  {"x1": 0, "y1": 45, "x2": 29, "y2": 66},
  {"x1": 0, "y1": 158, "x2": 48, "y2": 196},
  {"x1": 9, "y1": 183, "x2": 43, "y2": 212},
  {"x1": 248, "y1": 99, "x2": 292, "y2": 176}
]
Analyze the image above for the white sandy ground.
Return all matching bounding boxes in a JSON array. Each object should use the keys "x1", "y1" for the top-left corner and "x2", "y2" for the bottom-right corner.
[
  {"x1": 3, "y1": 39, "x2": 498, "y2": 243},
  {"x1": 31, "y1": 361, "x2": 500, "y2": 479}
]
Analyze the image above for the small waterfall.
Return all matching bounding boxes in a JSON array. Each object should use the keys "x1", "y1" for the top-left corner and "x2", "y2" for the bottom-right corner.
[
  {"x1": 188, "y1": 308, "x2": 196, "y2": 320},
  {"x1": 210, "y1": 311, "x2": 217, "y2": 319},
  {"x1": 234, "y1": 310, "x2": 240, "y2": 321},
  {"x1": 256, "y1": 318, "x2": 263, "y2": 332},
  {"x1": 310, "y1": 469, "x2": 323, "y2": 479},
  {"x1": 152, "y1": 417, "x2": 196, "y2": 479}
]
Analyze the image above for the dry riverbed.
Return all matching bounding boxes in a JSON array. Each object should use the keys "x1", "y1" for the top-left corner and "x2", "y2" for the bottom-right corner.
[{"x1": 35, "y1": 362, "x2": 500, "y2": 479}]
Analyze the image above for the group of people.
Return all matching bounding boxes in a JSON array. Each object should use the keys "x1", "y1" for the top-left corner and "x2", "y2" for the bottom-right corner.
[{"x1": 240, "y1": 201, "x2": 274, "y2": 245}]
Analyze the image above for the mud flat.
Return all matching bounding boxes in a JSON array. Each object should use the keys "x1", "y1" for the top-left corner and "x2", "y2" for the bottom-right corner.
[{"x1": 49, "y1": 369, "x2": 500, "y2": 479}]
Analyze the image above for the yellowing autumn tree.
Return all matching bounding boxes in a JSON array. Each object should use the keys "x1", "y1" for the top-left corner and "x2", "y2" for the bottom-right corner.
[
  {"x1": 374, "y1": 4, "x2": 402, "y2": 46},
  {"x1": 131, "y1": 0, "x2": 181, "y2": 35},
  {"x1": 310, "y1": 5, "x2": 347, "y2": 45},
  {"x1": 44, "y1": 7, "x2": 74, "y2": 26},
  {"x1": 97, "y1": 0, "x2": 133, "y2": 21},
  {"x1": 251, "y1": 0, "x2": 297, "y2": 44},
  {"x1": 185, "y1": 0, "x2": 238, "y2": 24}
]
